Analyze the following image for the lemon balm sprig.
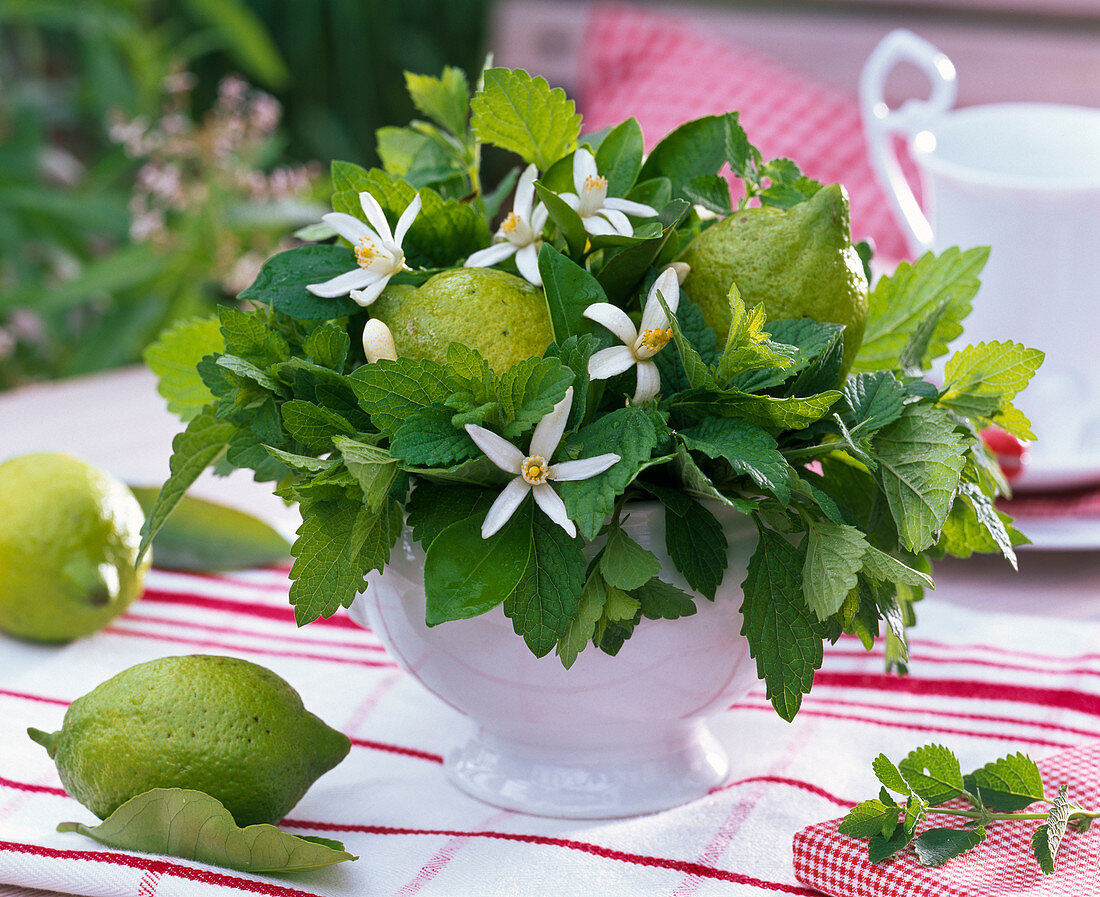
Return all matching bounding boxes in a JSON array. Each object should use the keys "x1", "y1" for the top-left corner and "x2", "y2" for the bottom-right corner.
[{"x1": 841, "y1": 743, "x2": 1100, "y2": 873}]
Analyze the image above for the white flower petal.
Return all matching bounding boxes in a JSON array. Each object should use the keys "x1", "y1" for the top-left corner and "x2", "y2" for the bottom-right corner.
[
  {"x1": 641, "y1": 267, "x2": 680, "y2": 331},
  {"x1": 603, "y1": 197, "x2": 658, "y2": 217},
  {"x1": 482, "y1": 478, "x2": 531, "y2": 538},
  {"x1": 306, "y1": 267, "x2": 375, "y2": 298},
  {"x1": 321, "y1": 212, "x2": 374, "y2": 244},
  {"x1": 587, "y1": 345, "x2": 637, "y2": 380},
  {"x1": 515, "y1": 243, "x2": 542, "y2": 286},
  {"x1": 549, "y1": 453, "x2": 620, "y2": 482},
  {"x1": 514, "y1": 164, "x2": 538, "y2": 221},
  {"x1": 599, "y1": 208, "x2": 634, "y2": 237},
  {"x1": 464, "y1": 424, "x2": 525, "y2": 474},
  {"x1": 362, "y1": 318, "x2": 397, "y2": 362},
  {"x1": 583, "y1": 303, "x2": 638, "y2": 346},
  {"x1": 532, "y1": 483, "x2": 576, "y2": 538},
  {"x1": 582, "y1": 214, "x2": 616, "y2": 236},
  {"x1": 530, "y1": 387, "x2": 573, "y2": 460},
  {"x1": 393, "y1": 193, "x2": 422, "y2": 246},
  {"x1": 349, "y1": 275, "x2": 391, "y2": 307},
  {"x1": 559, "y1": 192, "x2": 580, "y2": 211},
  {"x1": 466, "y1": 242, "x2": 517, "y2": 268},
  {"x1": 633, "y1": 360, "x2": 661, "y2": 403},
  {"x1": 531, "y1": 202, "x2": 550, "y2": 232},
  {"x1": 573, "y1": 147, "x2": 598, "y2": 192},
  {"x1": 358, "y1": 191, "x2": 394, "y2": 244}
]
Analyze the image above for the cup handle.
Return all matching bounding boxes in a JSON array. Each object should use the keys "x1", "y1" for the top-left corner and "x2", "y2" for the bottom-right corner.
[{"x1": 859, "y1": 29, "x2": 957, "y2": 256}]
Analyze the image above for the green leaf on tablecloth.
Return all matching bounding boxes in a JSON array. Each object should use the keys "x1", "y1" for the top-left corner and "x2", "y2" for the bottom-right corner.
[
  {"x1": 964, "y1": 753, "x2": 1046, "y2": 812},
  {"x1": 57, "y1": 788, "x2": 355, "y2": 873},
  {"x1": 137, "y1": 409, "x2": 236, "y2": 565},
  {"x1": 1033, "y1": 785, "x2": 1074, "y2": 874},
  {"x1": 802, "y1": 519, "x2": 869, "y2": 622},
  {"x1": 471, "y1": 68, "x2": 581, "y2": 171},
  {"x1": 839, "y1": 799, "x2": 902, "y2": 838},
  {"x1": 503, "y1": 505, "x2": 587, "y2": 657},
  {"x1": 144, "y1": 316, "x2": 224, "y2": 422},
  {"x1": 871, "y1": 404, "x2": 966, "y2": 553},
  {"x1": 423, "y1": 510, "x2": 532, "y2": 626},
  {"x1": 599, "y1": 524, "x2": 661, "y2": 591},
  {"x1": 664, "y1": 498, "x2": 727, "y2": 601},
  {"x1": 868, "y1": 826, "x2": 914, "y2": 864},
  {"x1": 898, "y1": 744, "x2": 966, "y2": 806},
  {"x1": 853, "y1": 247, "x2": 988, "y2": 372},
  {"x1": 740, "y1": 526, "x2": 822, "y2": 720},
  {"x1": 914, "y1": 827, "x2": 987, "y2": 867}
]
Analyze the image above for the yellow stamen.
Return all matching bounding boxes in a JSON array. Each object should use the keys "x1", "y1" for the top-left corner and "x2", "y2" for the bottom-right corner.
[
  {"x1": 583, "y1": 174, "x2": 607, "y2": 193},
  {"x1": 521, "y1": 456, "x2": 548, "y2": 485},
  {"x1": 501, "y1": 212, "x2": 521, "y2": 234},
  {"x1": 355, "y1": 237, "x2": 380, "y2": 269},
  {"x1": 640, "y1": 328, "x2": 672, "y2": 352}
]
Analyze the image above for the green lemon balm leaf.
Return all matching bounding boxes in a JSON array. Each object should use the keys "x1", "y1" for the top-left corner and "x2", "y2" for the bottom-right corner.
[
  {"x1": 471, "y1": 68, "x2": 581, "y2": 171},
  {"x1": 872, "y1": 753, "x2": 912, "y2": 796},
  {"x1": 964, "y1": 752, "x2": 1045, "y2": 812},
  {"x1": 144, "y1": 316, "x2": 224, "y2": 422},
  {"x1": 600, "y1": 525, "x2": 661, "y2": 591},
  {"x1": 1033, "y1": 785, "x2": 1074, "y2": 875},
  {"x1": 423, "y1": 512, "x2": 532, "y2": 625},
  {"x1": 555, "y1": 569, "x2": 608, "y2": 669},
  {"x1": 898, "y1": 744, "x2": 966, "y2": 806},
  {"x1": 57, "y1": 788, "x2": 355, "y2": 873},
  {"x1": 838, "y1": 799, "x2": 901, "y2": 838},
  {"x1": 802, "y1": 519, "x2": 869, "y2": 622},
  {"x1": 405, "y1": 66, "x2": 470, "y2": 136},
  {"x1": 664, "y1": 498, "x2": 728, "y2": 601}
]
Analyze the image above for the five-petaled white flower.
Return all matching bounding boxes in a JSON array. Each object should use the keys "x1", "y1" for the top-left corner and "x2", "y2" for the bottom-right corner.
[
  {"x1": 560, "y1": 148, "x2": 657, "y2": 237},
  {"x1": 464, "y1": 387, "x2": 620, "y2": 539},
  {"x1": 465, "y1": 164, "x2": 548, "y2": 286},
  {"x1": 306, "y1": 192, "x2": 421, "y2": 306},
  {"x1": 584, "y1": 266, "x2": 679, "y2": 404}
]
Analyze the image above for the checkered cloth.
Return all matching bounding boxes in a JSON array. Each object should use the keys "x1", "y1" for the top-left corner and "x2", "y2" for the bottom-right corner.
[
  {"x1": 577, "y1": 2, "x2": 919, "y2": 262},
  {"x1": 2, "y1": 564, "x2": 1100, "y2": 896},
  {"x1": 794, "y1": 743, "x2": 1100, "y2": 895}
]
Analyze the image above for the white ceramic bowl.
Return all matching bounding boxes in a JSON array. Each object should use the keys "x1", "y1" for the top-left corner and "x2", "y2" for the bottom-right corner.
[{"x1": 348, "y1": 502, "x2": 760, "y2": 818}]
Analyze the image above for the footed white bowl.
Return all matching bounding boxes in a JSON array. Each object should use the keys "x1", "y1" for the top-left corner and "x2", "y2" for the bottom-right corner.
[{"x1": 348, "y1": 502, "x2": 760, "y2": 819}]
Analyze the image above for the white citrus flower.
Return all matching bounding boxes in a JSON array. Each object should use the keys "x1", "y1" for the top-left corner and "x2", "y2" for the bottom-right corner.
[
  {"x1": 361, "y1": 318, "x2": 397, "y2": 363},
  {"x1": 584, "y1": 267, "x2": 679, "y2": 404},
  {"x1": 559, "y1": 147, "x2": 657, "y2": 237},
  {"x1": 465, "y1": 164, "x2": 549, "y2": 286},
  {"x1": 306, "y1": 192, "x2": 421, "y2": 306},
  {"x1": 464, "y1": 387, "x2": 620, "y2": 539}
]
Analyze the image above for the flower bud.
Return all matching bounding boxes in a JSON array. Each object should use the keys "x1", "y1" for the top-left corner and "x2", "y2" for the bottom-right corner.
[
  {"x1": 362, "y1": 318, "x2": 397, "y2": 363},
  {"x1": 670, "y1": 261, "x2": 691, "y2": 284}
]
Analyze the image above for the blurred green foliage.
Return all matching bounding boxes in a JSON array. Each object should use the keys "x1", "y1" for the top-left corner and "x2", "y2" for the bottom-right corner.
[{"x1": 0, "y1": 0, "x2": 489, "y2": 389}]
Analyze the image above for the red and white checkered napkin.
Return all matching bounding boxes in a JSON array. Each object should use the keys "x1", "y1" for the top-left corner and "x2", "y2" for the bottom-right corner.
[
  {"x1": 3, "y1": 567, "x2": 1100, "y2": 897},
  {"x1": 577, "y1": 2, "x2": 919, "y2": 262},
  {"x1": 793, "y1": 742, "x2": 1100, "y2": 896}
]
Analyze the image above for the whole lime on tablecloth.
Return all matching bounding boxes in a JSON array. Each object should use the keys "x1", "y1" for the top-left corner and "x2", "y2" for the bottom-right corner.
[
  {"x1": 0, "y1": 452, "x2": 149, "y2": 642},
  {"x1": 28, "y1": 654, "x2": 350, "y2": 826}
]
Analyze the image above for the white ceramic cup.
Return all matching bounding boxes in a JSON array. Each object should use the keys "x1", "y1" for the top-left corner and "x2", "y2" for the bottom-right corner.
[{"x1": 860, "y1": 29, "x2": 1100, "y2": 489}]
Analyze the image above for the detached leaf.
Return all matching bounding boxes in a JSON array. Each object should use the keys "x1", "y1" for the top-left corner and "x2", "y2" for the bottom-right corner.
[
  {"x1": 471, "y1": 68, "x2": 581, "y2": 171},
  {"x1": 57, "y1": 788, "x2": 355, "y2": 873},
  {"x1": 913, "y1": 826, "x2": 987, "y2": 867},
  {"x1": 868, "y1": 825, "x2": 913, "y2": 864}
]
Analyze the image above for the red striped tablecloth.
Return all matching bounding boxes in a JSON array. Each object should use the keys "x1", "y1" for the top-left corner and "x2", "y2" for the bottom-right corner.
[{"x1": 2, "y1": 566, "x2": 1099, "y2": 896}]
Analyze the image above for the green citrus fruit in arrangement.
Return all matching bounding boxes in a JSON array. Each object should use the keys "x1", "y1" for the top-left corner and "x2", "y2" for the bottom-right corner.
[
  {"x1": 680, "y1": 183, "x2": 869, "y2": 374},
  {"x1": 371, "y1": 267, "x2": 554, "y2": 372},
  {"x1": 0, "y1": 453, "x2": 149, "y2": 643},
  {"x1": 28, "y1": 654, "x2": 350, "y2": 826}
]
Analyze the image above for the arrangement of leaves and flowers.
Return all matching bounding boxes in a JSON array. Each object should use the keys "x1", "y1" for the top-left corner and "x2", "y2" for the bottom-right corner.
[{"x1": 143, "y1": 64, "x2": 1042, "y2": 721}]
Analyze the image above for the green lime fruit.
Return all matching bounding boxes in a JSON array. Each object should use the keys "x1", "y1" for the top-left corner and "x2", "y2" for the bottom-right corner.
[
  {"x1": 680, "y1": 183, "x2": 869, "y2": 374},
  {"x1": 28, "y1": 655, "x2": 350, "y2": 826},
  {"x1": 0, "y1": 453, "x2": 149, "y2": 643},
  {"x1": 371, "y1": 267, "x2": 554, "y2": 372}
]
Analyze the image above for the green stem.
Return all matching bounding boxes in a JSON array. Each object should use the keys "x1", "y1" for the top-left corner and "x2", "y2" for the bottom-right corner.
[{"x1": 929, "y1": 807, "x2": 1100, "y2": 823}]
